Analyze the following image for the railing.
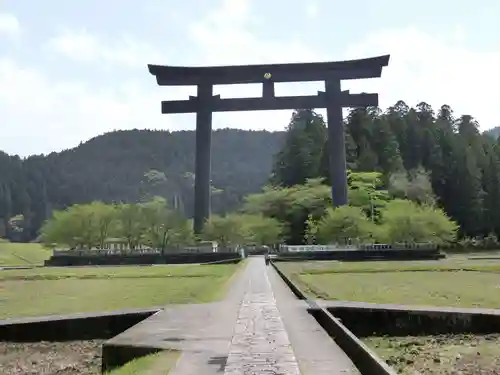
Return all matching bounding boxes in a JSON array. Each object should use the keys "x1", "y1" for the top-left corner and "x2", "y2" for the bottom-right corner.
[
  {"x1": 280, "y1": 245, "x2": 358, "y2": 252},
  {"x1": 52, "y1": 246, "x2": 218, "y2": 257},
  {"x1": 279, "y1": 242, "x2": 438, "y2": 252}
]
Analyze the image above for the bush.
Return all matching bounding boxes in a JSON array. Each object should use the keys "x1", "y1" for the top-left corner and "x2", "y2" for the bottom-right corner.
[
  {"x1": 200, "y1": 214, "x2": 285, "y2": 247},
  {"x1": 200, "y1": 214, "x2": 250, "y2": 247},
  {"x1": 242, "y1": 214, "x2": 285, "y2": 246},
  {"x1": 449, "y1": 233, "x2": 500, "y2": 252},
  {"x1": 309, "y1": 206, "x2": 378, "y2": 245},
  {"x1": 379, "y1": 199, "x2": 458, "y2": 244}
]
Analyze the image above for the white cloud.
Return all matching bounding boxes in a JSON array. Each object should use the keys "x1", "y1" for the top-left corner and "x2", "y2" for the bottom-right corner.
[
  {"x1": 343, "y1": 27, "x2": 500, "y2": 128},
  {"x1": 0, "y1": 57, "x2": 195, "y2": 156},
  {"x1": 186, "y1": 0, "x2": 327, "y2": 133},
  {"x1": 0, "y1": 13, "x2": 20, "y2": 37},
  {"x1": 188, "y1": 0, "x2": 322, "y2": 66},
  {"x1": 305, "y1": 3, "x2": 319, "y2": 18},
  {"x1": 1, "y1": 0, "x2": 499, "y2": 157},
  {"x1": 46, "y1": 29, "x2": 167, "y2": 68}
]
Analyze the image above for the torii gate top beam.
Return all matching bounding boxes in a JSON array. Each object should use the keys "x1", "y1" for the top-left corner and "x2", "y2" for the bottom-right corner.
[{"x1": 148, "y1": 55, "x2": 390, "y2": 86}]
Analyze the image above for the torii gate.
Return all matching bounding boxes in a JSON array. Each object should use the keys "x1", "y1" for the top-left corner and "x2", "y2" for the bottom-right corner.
[{"x1": 148, "y1": 55, "x2": 390, "y2": 234}]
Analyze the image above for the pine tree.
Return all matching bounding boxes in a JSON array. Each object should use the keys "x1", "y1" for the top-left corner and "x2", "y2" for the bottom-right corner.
[{"x1": 271, "y1": 109, "x2": 327, "y2": 187}]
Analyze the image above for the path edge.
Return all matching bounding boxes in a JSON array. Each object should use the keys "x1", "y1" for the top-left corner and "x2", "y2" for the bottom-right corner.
[{"x1": 270, "y1": 261, "x2": 397, "y2": 375}]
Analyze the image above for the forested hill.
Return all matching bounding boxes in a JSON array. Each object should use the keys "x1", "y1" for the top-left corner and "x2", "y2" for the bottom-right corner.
[
  {"x1": 2, "y1": 99, "x2": 500, "y2": 242},
  {"x1": 0, "y1": 129, "x2": 285, "y2": 240}
]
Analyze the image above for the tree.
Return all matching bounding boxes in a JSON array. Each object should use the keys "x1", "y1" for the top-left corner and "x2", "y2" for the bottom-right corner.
[
  {"x1": 243, "y1": 178, "x2": 331, "y2": 244},
  {"x1": 481, "y1": 140, "x2": 500, "y2": 235},
  {"x1": 200, "y1": 214, "x2": 251, "y2": 247},
  {"x1": 370, "y1": 113, "x2": 404, "y2": 174},
  {"x1": 41, "y1": 199, "x2": 194, "y2": 250},
  {"x1": 379, "y1": 199, "x2": 458, "y2": 244},
  {"x1": 345, "y1": 107, "x2": 380, "y2": 171},
  {"x1": 41, "y1": 204, "x2": 99, "y2": 249},
  {"x1": 308, "y1": 206, "x2": 377, "y2": 245},
  {"x1": 87, "y1": 201, "x2": 116, "y2": 249},
  {"x1": 141, "y1": 197, "x2": 192, "y2": 250},
  {"x1": 114, "y1": 203, "x2": 145, "y2": 249},
  {"x1": 166, "y1": 219, "x2": 195, "y2": 248},
  {"x1": 271, "y1": 109, "x2": 327, "y2": 187},
  {"x1": 446, "y1": 139, "x2": 484, "y2": 236},
  {"x1": 40, "y1": 209, "x2": 76, "y2": 248},
  {"x1": 388, "y1": 167, "x2": 436, "y2": 206},
  {"x1": 243, "y1": 214, "x2": 285, "y2": 246},
  {"x1": 348, "y1": 171, "x2": 390, "y2": 221}
]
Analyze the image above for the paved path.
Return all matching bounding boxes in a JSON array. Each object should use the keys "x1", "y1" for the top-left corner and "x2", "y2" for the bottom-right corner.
[
  {"x1": 268, "y1": 263, "x2": 360, "y2": 374},
  {"x1": 107, "y1": 257, "x2": 360, "y2": 374},
  {"x1": 224, "y1": 258, "x2": 301, "y2": 375}
]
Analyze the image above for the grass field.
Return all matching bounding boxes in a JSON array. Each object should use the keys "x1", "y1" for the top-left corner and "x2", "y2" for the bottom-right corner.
[
  {"x1": 107, "y1": 351, "x2": 180, "y2": 375},
  {"x1": 0, "y1": 263, "x2": 240, "y2": 319},
  {"x1": 278, "y1": 257, "x2": 500, "y2": 308},
  {"x1": 0, "y1": 242, "x2": 52, "y2": 266}
]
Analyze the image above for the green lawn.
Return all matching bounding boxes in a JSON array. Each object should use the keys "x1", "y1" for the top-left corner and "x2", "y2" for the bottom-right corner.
[
  {"x1": 106, "y1": 351, "x2": 180, "y2": 375},
  {"x1": 278, "y1": 258, "x2": 500, "y2": 308},
  {"x1": 0, "y1": 242, "x2": 52, "y2": 266},
  {"x1": 0, "y1": 263, "x2": 240, "y2": 319}
]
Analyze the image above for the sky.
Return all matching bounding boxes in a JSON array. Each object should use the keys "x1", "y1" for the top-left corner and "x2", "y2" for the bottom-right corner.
[{"x1": 0, "y1": 0, "x2": 499, "y2": 157}]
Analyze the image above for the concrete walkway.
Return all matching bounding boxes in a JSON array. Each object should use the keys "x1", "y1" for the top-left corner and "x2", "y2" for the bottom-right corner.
[
  {"x1": 268, "y1": 262, "x2": 360, "y2": 374},
  {"x1": 224, "y1": 258, "x2": 301, "y2": 375},
  {"x1": 107, "y1": 257, "x2": 359, "y2": 374}
]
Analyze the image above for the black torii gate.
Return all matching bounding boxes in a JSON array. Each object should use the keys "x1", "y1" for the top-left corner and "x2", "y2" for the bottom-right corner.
[{"x1": 148, "y1": 55, "x2": 390, "y2": 234}]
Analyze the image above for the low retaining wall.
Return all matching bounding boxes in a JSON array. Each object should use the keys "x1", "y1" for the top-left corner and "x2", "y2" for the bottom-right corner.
[
  {"x1": 309, "y1": 307, "x2": 396, "y2": 375},
  {"x1": 45, "y1": 252, "x2": 242, "y2": 266},
  {"x1": 271, "y1": 260, "x2": 307, "y2": 300},
  {"x1": 323, "y1": 302, "x2": 500, "y2": 337},
  {"x1": 101, "y1": 343, "x2": 162, "y2": 373},
  {"x1": 273, "y1": 249, "x2": 445, "y2": 262},
  {"x1": 270, "y1": 261, "x2": 396, "y2": 374},
  {"x1": 0, "y1": 308, "x2": 160, "y2": 342}
]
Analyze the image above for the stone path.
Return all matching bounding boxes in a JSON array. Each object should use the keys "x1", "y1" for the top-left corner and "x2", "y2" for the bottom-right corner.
[
  {"x1": 106, "y1": 257, "x2": 360, "y2": 374},
  {"x1": 224, "y1": 259, "x2": 301, "y2": 375}
]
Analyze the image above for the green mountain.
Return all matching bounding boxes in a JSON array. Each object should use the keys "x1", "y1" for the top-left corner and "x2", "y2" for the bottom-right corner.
[{"x1": 0, "y1": 129, "x2": 285, "y2": 240}]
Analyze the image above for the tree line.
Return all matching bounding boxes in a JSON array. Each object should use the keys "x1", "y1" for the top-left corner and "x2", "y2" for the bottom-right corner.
[
  {"x1": 272, "y1": 104, "x2": 500, "y2": 242},
  {"x1": 2, "y1": 100, "x2": 500, "y2": 244},
  {"x1": 41, "y1": 171, "x2": 459, "y2": 249},
  {"x1": 41, "y1": 197, "x2": 285, "y2": 250}
]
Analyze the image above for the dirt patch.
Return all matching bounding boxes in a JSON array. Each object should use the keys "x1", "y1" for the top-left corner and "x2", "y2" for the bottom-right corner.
[
  {"x1": 0, "y1": 340, "x2": 103, "y2": 375},
  {"x1": 364, "y1": 334, "x2": 500, "y2": 374}
]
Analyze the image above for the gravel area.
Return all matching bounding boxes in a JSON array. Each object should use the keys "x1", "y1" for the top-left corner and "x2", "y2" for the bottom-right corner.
[
  {"x1": 0, "y1": 340, "x2": 103, "y2": 375},
  {"x1": 365, "y1": 334, "x2": 500, "y2": 374}
]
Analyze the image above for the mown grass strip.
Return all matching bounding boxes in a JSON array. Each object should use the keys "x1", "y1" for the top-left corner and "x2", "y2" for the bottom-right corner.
[
  {"x1": 105, "y1": 350, "x2": 180, "y2": 375},
  {"x1": 301, "y1": 264, "x2": 500, "y2": 275},
  {"x1": 0, "y1": 273, "x2": 221, "y2": 281},
  {"x1": 0, "y1": 264, "x2": 240, "y2": 319},
  {"x1": 0, "y1": 263, "x2": 237, "y2": 281}
]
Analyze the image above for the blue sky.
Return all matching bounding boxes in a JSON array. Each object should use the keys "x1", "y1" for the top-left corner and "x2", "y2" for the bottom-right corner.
[{"x1": 0, "y1": 0, "x2": 499, "y2": 156}]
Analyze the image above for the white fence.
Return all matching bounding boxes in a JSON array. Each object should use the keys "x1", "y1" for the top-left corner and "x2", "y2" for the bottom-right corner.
[
  {"x1": 280, "y1": 245, "x2": 358, "y2": 252},
  {"x1": 53, "y1": 245, "x2": 218, "y2": 257},
  {"x1": 279, "y1": 243, "x2": 437, "y2": 252}
]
